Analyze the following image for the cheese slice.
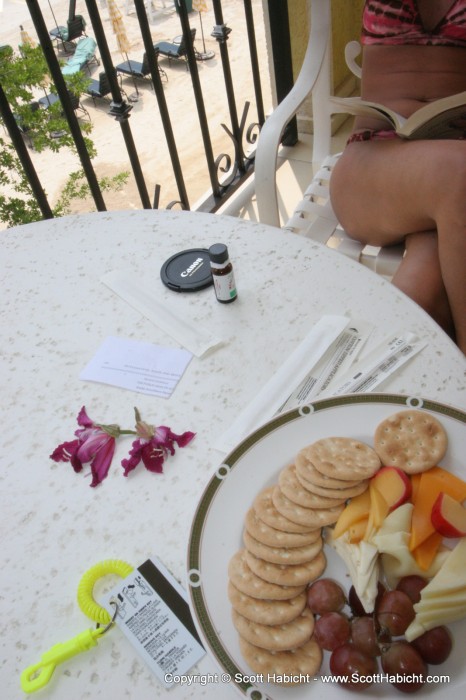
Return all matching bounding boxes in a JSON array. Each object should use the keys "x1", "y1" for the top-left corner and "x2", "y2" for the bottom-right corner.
[
  {"x1": 413, "y1": 596, "x2": 466, "y2": 610},
  {"x1": 327, "y1": 529, "x2": 379, "y2": 613},
  {"x1": 406, "y1": 604, "x2": 466, "y2": 642},
  {"x1": 374, "y1": 535, "x2": 448, "y2": 586},
  {"x1": 416, "y1": 538, "x2": 466, "y2": 592},
  {"x1": 376, "y1": 502, "x2": 412, "y2": 534},
  {"x1": 405, "y1": 538, "x2": 466, "y2": 641}
]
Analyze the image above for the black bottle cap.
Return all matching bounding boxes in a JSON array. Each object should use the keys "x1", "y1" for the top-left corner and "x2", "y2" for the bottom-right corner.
[
  {"x1": 208, "y1": 243, "x2": 229, "y2": 264},
  {"x1": 160, "y1": 248, "x2": 213, "y2": 292}
]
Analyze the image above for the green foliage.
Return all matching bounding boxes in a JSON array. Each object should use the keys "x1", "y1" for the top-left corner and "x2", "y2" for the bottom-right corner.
[
  {"x1": 0, "y1": 137, "x2": 129, "y2": 227},
  {"x1": 53, "y1": 169, "x2": 129, "y2": 219},
  {"x1": 0, "y1": 43, "x2": 129, "y2": 227},
  {"x1": 0, "y1": 138, "x2": 43, "y2": 227}
]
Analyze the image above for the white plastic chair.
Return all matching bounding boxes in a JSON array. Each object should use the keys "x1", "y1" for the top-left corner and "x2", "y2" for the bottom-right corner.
[{"x1": 254, "y1": 0, "x2": 404, "y2": 278}]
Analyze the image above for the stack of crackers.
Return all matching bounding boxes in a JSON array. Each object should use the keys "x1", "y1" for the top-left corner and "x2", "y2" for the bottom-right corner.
[{"x1": 228, "y1": 436, "x2": 381, "y2": 685}]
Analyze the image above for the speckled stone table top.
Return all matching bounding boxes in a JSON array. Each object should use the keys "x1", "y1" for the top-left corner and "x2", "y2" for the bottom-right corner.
[{"x1": 1, "y1": 209, "x2": 465, "y2": 700}]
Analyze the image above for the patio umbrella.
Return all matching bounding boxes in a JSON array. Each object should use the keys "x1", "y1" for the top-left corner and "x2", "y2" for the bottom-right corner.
[
  {"x1": 107, "y1": 0, "x2": 138, "y2": 97},
  {"x1": 19, "y1": 25, "x2": 36, "y2": 48},
  {"x1": 192, "y1": 0, "x2": 214, "y2": 59}
]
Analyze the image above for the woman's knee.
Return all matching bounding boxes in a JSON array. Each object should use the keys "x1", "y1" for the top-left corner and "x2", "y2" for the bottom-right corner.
[{"x1": 424, "y1": 145, "x2": 466, "y2": 224}]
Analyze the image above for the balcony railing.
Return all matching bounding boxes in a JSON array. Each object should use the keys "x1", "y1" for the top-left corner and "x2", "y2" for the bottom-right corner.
[{"x1": 0, "y1": 0, "x2": 296, "y2": 223}]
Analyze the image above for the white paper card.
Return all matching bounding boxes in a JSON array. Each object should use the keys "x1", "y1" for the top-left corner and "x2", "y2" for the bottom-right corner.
[
  {"x1": 80, "y1": 336, "x2": 192, "y2": 398},
  {"x1": 102, "y1": 557, "x2": 205, "y2": 688}
]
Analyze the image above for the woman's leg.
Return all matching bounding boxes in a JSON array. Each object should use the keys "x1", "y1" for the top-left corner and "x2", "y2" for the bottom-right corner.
[
  {"x1": 391, "y1": 231, "x2": 455, "y2": 339},
  {"x1": 329, "y1": 138, "x2": 466, "y2": 352}
]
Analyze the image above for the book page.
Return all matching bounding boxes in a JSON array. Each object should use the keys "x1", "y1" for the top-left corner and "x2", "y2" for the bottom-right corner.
[
  {"x1": 331, "y1": 91, "x2": 466, "y2": 139},
  {"x1": 402, "y1": 103, "x2": 466, "y2": 139},
  {"x1": 329, "y1": 96, "x2": 403, "y2": 129}
]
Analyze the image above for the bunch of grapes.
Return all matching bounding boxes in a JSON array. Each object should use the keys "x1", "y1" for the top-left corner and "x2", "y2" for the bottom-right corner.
[{"x1": 306, "y1": 575, "x2": 452, "y2": 693}]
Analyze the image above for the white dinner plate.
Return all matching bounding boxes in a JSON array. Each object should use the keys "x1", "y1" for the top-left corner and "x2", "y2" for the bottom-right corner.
[{"x1": 187, "y1": 394, "x2": 466, "y2": 700}]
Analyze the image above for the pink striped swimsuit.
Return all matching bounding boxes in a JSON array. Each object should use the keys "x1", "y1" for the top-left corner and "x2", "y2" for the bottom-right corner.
[{"x1": 361, "y1": 0, "x2": 466, "y2": 47}]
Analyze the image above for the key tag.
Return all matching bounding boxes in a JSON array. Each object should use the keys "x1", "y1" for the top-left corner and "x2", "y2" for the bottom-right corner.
[{"x1": 20, "y1": 560, "x2": 134, "y2": 694}]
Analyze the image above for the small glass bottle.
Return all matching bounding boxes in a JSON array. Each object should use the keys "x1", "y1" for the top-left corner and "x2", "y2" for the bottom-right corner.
[{"x1": 208, "y1": 243, "x2": 237, "y2": 303}]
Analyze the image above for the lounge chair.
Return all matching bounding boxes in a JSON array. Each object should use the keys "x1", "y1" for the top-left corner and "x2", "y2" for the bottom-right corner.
[
  {"x1": 251, "y1": 0, "x2": 405, "y2": 278},
  {"x1": 115, "y1": 52, "x2": 167, "y2": 94},
  {"x1": 13, "y1": 101, "x2": 40, "y2": 149},
  {"x1": 49, "y1": 15, "x2": 87, "y2": 54},
  {"x1": 154, "y1": 28, "x2": 196, "y2": 70},
  {"x1": 61, "y1": 36, "x2": 99, "y2": 76},
  {"x1": 84, "y1": 71, "x2": 112, "y2": 106},
  {"x1": 84, "y1": 71, "x2": 128, "y2": 106},
  {"x1": 38, "y1": 91, "x2": 91, "y2": 123}
]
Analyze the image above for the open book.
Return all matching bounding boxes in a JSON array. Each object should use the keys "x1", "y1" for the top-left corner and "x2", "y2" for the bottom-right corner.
[{"x1": 330, "y1": 91, "x2": 466, "y2": 140}]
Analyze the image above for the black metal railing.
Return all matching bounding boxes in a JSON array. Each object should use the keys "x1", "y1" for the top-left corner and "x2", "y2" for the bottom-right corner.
[{"x1": 0, "y1": 0, "x2": 295, "y2": 220}]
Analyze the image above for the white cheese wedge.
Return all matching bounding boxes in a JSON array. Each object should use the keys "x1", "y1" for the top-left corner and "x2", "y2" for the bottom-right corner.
[
  {"x1": 371, "y1": 504, "x2": 448, "y2": 587},
  {"x1": 405, "y1": 538, "x2": 466, "y2": 641},
  {"x1": 376, "y1": 502, "x2": 412, "y2": 534},
  {"x1": 326, "y1": 529, "x2": 379, "y2": 613}
]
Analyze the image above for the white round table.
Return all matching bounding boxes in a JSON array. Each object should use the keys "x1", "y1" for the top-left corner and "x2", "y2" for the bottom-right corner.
[{"x1": 1, "y1": 209, "x2": 465, "y2": 700}]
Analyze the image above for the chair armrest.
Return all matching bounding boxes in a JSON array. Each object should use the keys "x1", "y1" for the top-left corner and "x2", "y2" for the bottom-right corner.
[
  {"x1": 255, "y1": 0, "x2": 331, "y2": 227},
  {"x1": 345, "y1": 41, "x2": 362, "y2": 79}
]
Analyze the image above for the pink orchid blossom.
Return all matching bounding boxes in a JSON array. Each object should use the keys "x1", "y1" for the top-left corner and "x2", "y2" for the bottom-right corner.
[
  {"x1": 122, "y1": 410, "x2": 195, "y2": 477},
  {"x1": 50, "y1": 406, "x2": 121, "y2": 487}
]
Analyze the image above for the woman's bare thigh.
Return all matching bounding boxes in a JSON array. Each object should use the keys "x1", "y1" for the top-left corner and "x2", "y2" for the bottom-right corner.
[{"x1": 329, "y1": 138, "x2": 466, "y2": 247}]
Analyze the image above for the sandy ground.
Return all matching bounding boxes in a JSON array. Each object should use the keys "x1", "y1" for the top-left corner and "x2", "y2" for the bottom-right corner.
[{"x1": 0, "y1": 0, "x2": 273, "y2": 223}]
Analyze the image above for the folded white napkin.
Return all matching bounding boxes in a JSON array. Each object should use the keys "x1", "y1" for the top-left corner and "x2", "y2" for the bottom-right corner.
[
  {"x1": 101, "y1": 270, "x2": 222, "y2": 358},
  {"x1": 214, "y1": 315, "x2": 350, "y2": 453}
]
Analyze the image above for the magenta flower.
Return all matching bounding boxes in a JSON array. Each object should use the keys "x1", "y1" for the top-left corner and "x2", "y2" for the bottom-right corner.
[
  {"x1": 122, "y1": 410, "x2": 195, "y2": 477},
  {"x1": 50, "y1": 406, "x2": 121, "y2": 487}
]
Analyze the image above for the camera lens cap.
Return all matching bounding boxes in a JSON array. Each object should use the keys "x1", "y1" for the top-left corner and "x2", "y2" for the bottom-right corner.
[{"x1": 160, "y1": 248, "x2": 213, "y2": 292}]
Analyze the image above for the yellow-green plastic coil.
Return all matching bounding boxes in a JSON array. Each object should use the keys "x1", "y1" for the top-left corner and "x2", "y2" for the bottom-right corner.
[{"x1": 77, "y1": 559, "x2": 134, "y2": 625}]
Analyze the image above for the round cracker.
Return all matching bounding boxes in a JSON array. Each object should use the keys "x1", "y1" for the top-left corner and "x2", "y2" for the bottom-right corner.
[
  {"x1": 279, "y1": 464, "x2": 345, "y2": 509},
  {"x1": 296, "y1": 451, "x2": 358, "y2": 489},
  {"x1": 232, "y1": 606, "x2": 315, "y2": 651},
  {"x1": 245, "y1": 507, "x2": 322, "y2": 548},
  {"x1": 272, "y1": 485, "x2": 344, "y2": 528},
  {"x1": 239, "y1": 636, "x2": 323, "y2": 683},
  {"x1": 253, "y1": 487, "x2": 318, "y2": 534},
  {"x1": 228, "y1": 550, "x2": 306, "y2": 600},
  {"x1": 307, "y1": 437, "x2": 381, "y2": 481},
  {"x1": 228, "y1": 581, "x2": 307, "y2": 626},
  {"x1": 295, "y1": 471, "x2": 368, "y2": 500},
  {"x1": 374, "y1": 409, "x2": 448, "y2": 473},
  {"x1": 245, "y1": 549, "x2": 326, "y2": 587},
  {"x1": 243, "y1": 529, "x2": 323, "y2": 566}
]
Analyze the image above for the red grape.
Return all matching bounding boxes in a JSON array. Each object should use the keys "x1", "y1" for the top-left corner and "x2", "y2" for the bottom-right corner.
[
  {"x1": 396, "y1": 575, "x2": 427, "y2": 604},
  {"x1": 330, "y1": 643, "x2": 378, "y2": 689},
  {"x1": 411, "y1": 626, "x2": 453, "y2": 665},
  {"x1": 307, "y1": 578, "x2": 346, "y2": 614},
  {"x1": 350, "y1": 616, "x2": 381, "y2": 657},
  {"x1": 377, "y1": 590, "x2": 415, "y2": 636},
  {"x1": 314, "y1": 611, "x2": 351, "y2": 651},
  {"x1": 381, "y1": 640, "x2": 427, "y2": 693}
]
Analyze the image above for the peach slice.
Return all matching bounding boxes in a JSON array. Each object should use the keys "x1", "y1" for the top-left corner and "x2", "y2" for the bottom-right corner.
[
  {"x1": 431, "y1": 492, "x2": 466, "y2": 538},
  {"x1": 371, "y1": 466, "x2": 412, "y2": 512}
]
